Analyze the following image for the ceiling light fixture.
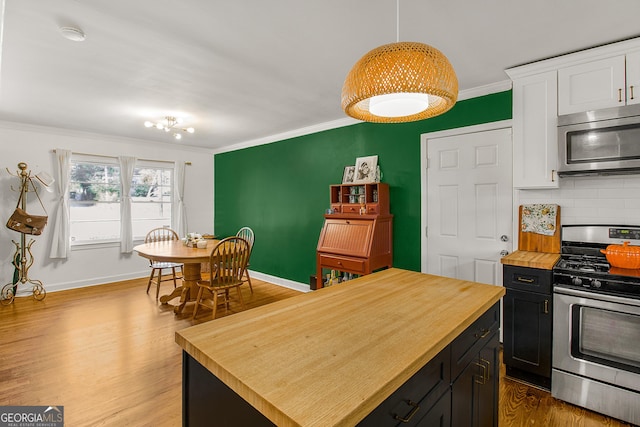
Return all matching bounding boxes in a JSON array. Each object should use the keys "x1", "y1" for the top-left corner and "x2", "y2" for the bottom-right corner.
[
  {"x1": 60, "y1": 27, "x2": 86, "y2": 42},
  {"x1": 144, "y1": 116, "x2": 195, "y2": 140},
  {"x1": 341, "y1": 0, "x2": 458, "y2": 123}
]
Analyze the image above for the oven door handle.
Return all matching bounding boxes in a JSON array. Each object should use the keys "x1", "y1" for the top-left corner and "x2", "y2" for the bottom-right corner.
[{"x1": 554, "y1": 285, "x2": 640, "y2": 307}]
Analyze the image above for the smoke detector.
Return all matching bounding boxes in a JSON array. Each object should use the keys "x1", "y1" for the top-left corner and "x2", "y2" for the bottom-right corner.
[{"x1": 60, "y1": 27, "x2": 86, "y2": 42}]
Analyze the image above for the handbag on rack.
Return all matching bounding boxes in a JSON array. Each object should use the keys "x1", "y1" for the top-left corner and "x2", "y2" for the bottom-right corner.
[{"x1": 6, "y1": 177, "x2": 48, "y2": 235}]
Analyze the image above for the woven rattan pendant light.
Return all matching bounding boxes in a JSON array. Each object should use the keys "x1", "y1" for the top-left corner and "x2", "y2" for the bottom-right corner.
[{"x1": 341, "y1": 1, "x2": 458, "y2": 123}]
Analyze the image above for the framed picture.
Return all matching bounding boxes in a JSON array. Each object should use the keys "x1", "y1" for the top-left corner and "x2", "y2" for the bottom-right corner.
[
  {"x1": 342, "y1": 166, "x2": 356, "y2": 183},
  {"x1": 353, "y1": 155, "x2": 378, "y2": 183}
]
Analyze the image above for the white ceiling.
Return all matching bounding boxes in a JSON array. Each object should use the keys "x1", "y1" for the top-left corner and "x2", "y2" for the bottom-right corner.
[{"x1": 1, "y1": 0, "x2": 639, "y2": 152}]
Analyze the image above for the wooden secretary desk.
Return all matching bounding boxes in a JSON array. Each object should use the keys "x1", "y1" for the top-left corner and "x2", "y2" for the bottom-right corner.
[{"x1": 316, "y1": 182, "x2": 393, "y2": 289}]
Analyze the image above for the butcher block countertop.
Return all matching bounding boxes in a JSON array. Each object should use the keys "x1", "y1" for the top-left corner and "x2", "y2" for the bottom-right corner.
[
  {"x1": 501, "y1": 250, "x2": 560, "y2": 270},
  {"x1": 175, "y1": 268, "x2": 505, "y2": 427}
]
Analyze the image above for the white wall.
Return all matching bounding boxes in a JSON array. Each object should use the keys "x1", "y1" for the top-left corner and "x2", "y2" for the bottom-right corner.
[
  {"x1": 517, "y1": 175, "x2": 640, "y2": 226},
  {"x1": 0, "y1": 122, "x2": 214, "y2": 294}
]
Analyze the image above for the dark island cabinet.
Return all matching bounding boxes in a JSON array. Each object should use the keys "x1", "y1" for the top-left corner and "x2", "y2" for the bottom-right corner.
[
  {"x1": 451, "y1": 332, "x2": 500, "y2": 427},
  {"x1": 358, "y1": 346, "x2": 451, "y2": 426},
  {"x1": 450, "y1": 302, "x2": 500, "y2": 427},
  {"x1": 183, "y1": 302, "x2": 500, "y2": 427},
  {"x1": 503, "y1": 265, "x2": 553, "y2": 390}
]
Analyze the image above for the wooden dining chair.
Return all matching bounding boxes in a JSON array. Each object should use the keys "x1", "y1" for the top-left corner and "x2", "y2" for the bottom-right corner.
[
  {"x1": 192, "y1": 236, "x2": 250, "y2": 320},
  {"x1": 235, "y1": 227, "x2": 255, "y2": 293},
  {"x1": 144, "y1": 227, "x2": 183, "y2": 300}
]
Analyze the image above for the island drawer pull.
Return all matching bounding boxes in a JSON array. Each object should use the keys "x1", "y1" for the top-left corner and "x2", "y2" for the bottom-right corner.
[
  {"x1": 474, "y1": 361, "x2": 487, "y2": 385},
  {"x1": 394, "y1": 400, "x2": 420, "y2": 423},
  {"x1": 475, "y1": 328, "x2": 491, "y2": 339},
  {"x1": 516, "y1": 276, "x2": 535, "y2": 283},
  {"x1": 480, "y1": 357, "x2": 491, "y2": 381}
]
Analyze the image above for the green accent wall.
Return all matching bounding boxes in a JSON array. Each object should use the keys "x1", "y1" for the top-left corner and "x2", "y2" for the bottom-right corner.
[{"x1": 214, "y1": 90, "x2": 512, "y2": 286}]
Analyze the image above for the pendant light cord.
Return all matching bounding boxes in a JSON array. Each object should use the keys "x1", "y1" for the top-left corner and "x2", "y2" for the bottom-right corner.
[{"x1": 396, "y1": 0, "x2": 400, "y2": 42}]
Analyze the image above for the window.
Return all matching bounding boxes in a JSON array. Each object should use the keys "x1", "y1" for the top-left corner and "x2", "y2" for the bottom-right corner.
[
  {"x1": 130, "y1": 164, "x2": 173, "y2": 239},
  {"x1": 69, "y1": 155, "x2": 173, "y2": 245}
]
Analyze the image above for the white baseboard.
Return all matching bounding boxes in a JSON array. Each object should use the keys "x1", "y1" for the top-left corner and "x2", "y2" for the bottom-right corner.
[
  {"x1": 248, "y1": 270, "x2": 311, "y2": 293},
  {"x1": 11, "y1": 269, "x2": 310, "y2": 297},
  {"x1": 11, "y1": 270, "x2": 151, "y2": 297}
]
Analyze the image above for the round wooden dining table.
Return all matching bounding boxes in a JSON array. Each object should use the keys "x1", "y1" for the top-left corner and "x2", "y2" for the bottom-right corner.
[{"x1": 134, "y1": 239, "x2": 220, "y2": 314}]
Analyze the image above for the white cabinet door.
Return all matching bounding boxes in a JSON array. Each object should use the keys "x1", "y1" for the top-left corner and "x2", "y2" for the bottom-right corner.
[
  {"x1": 626, "y1": 51, "x2": 640, "y2": 105},
  {"x1": 558, "y1": 56, "x2": 626, "y2": 115},
  {"x1": 512, "y1": 71, "x2": 559, "y2": 189}
]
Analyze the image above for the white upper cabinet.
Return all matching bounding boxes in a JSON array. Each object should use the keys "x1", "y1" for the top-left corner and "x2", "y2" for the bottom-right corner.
[
  {"x1": 558, "y1": 51, "x2": 640, "y2": 115},
  {"x1": 558, "y1": 56, "x2": 626, "y2": 114},
  {"x1": 511, "y1": 71, "x2": 559, "y2": 189},
  {"x1": 507, "y1": 37, "x2": 640, "y2": 189},
  {"x1": 626, "y1": 51, "x2": 640, "y2": 105}
]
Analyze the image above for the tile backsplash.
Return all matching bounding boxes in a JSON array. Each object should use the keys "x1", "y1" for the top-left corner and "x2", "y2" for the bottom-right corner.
[{"x1": 518, "y1": 175, "x2": 640, "y2": 226}]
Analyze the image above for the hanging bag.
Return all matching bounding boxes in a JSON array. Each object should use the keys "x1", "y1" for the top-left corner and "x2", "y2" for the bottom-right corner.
[{"x1": 6, "y1": 177, "x2": 48, "y2": 235}]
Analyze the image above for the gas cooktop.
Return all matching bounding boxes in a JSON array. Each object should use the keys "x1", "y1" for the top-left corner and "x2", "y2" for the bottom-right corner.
[{"x1": 553, "y1": 225, "x2": 640, "y2": 298}]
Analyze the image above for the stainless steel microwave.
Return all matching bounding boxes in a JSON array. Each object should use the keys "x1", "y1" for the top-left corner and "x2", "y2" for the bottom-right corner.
[{"x1": 558, "y1": 104, "x2": 640, "y2": 176}]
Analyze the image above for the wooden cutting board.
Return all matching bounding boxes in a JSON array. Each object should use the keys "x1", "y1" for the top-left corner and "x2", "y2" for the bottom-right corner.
[{"x1": 518, "y1": 205, "x2": 561, "y2": 254}]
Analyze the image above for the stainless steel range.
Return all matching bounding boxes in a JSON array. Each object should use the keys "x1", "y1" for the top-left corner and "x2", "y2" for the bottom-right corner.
[{"x1": 552, "y1": 225, "x2": 640, "y2": 425}]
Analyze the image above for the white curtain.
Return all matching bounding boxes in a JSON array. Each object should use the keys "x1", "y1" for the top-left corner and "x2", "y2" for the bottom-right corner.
[
  {"x1": 49, "y1": 149, "x2": 72, "y2": 258},
  {"x1": 173, "y1": 161, "x2": 188, "y2": 237},
  {"x1": 119, "y1": 156, "x2": 136, "y2": 253}
]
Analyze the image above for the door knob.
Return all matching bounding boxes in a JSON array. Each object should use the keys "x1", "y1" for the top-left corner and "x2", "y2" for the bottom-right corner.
[
  {"x1": 500, "y1": 235, "x2": 509, "y2": 242},
  {"x1": 500, "y1": 250, "x2": 509, "y2": 256}
]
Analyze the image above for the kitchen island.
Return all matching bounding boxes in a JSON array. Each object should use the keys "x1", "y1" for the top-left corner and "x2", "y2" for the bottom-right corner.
[{"x1": 175, "y1": 268, "x2": 505, "y2": 426}]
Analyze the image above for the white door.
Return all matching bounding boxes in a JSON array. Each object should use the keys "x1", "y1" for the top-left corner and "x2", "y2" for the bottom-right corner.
[{"x1": 421, "y1": 124, "x2": 512, "y2": 286}]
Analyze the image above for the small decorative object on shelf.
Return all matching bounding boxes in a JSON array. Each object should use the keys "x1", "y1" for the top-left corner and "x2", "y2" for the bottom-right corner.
[
  {"x1": 353, "y1": 155, "x2": 378, "y2": 184},
  {"x1": 342, "y1": 166, "x2": 356, "y2": 184},
  {"x1": 343, "y1": 156, "x2": 381, "y2": 185},
  {"x1": 2, "y1": 162, "x2": 50, "y2": 305}
]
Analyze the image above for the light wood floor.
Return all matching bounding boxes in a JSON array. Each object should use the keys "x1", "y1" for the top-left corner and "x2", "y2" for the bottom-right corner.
[{"x1": 0, "y1": 277, "x2": 634, "y2": 426}]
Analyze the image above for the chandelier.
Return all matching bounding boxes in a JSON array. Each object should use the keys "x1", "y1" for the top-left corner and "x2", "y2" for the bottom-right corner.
[
  {"x1": 144, "y1": 116, "x2": 195, "y2": 140},
  {"x1": 341, "y1": 1, "x2": 458, "y2": 123}
]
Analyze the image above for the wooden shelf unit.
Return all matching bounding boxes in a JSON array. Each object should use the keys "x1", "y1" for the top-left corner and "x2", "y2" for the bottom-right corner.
[
  {"x1": 317, "y1": 183, "x2": 392, "y2": 288},
  {"x1": 329, "y1": 182, "x2": 389, "y2": 215}
]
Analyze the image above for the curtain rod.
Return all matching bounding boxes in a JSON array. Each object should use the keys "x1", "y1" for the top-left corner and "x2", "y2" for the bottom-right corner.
[{"x1": 52, "y1": 149, "x2": 191, "y2": 165}]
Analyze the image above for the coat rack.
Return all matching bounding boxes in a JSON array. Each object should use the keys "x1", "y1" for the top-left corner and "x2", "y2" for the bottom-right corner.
[{"x1": 1, "y1": 162, "x2": 46, "y2": 305}]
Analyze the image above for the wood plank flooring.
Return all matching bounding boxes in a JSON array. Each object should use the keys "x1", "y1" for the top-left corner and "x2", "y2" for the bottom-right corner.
[
  {"x1": 499, "y1": 361, "x2": 634, "y2": 427},
  {"x1": 0, "y1": 277, "x2": 634, "y2": 426}
]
